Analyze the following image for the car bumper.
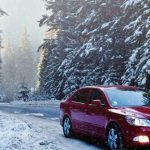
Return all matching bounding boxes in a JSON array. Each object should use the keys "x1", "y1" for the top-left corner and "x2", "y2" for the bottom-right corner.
[{"x1": 124, "y1": 126, "x2": 150, "y2": 147}]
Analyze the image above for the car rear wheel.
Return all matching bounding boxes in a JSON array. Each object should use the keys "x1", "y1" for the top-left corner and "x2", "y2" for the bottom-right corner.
[
  {"x1": 106, "y1": 124, "x2": 124, "y2": 150},
  {"x1": 63, "y1": 117, "x2": 72, "y2": 137}
]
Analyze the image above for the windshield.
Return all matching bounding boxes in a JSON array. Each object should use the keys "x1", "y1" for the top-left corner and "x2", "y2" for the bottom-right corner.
[{"x1": 105, "y1": 88, "x2": 150, "y2": 107}]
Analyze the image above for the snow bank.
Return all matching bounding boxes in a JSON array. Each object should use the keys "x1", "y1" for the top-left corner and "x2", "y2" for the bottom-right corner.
[{"x1": 0, "y1": 112, "x2": 101, "y2": 150}]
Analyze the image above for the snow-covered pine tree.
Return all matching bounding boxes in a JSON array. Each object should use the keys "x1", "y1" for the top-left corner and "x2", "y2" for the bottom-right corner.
[
  {"x1": 53, "y1": 0, "x2": 96, "y2": 96},
  {"x1": 122, "y1": 0, "x2": 150, "y2": 88},
  {"x1": 72, "y1": 0, "x2": 125, "y2": 86},
  {"x1": 16, "y1": 28, "x2": 36, "y2": 90},
  {"x1": 38, "y1": 0, "x2": 126, "y2": 99},
  {"x1": 38, "y1": 0, "x2": 85, "y2": 99},
  {"x1": 102, "y1": 0, "x2": 126, "y2": 85},
  {"x1": 37, "y1": 39, "x2": 58, "y2": 97},
  {"x1": 18, "y1": 83, "x2": 30, "y2": 102},
  {"x1": 0, "y1": 8, "x2": 4, "y2": 51},
  {"x1": 38, "y1": 0, "x2": 150, "y2": 99},
  {"x1": 0, "y1": 8, "x2": 4, "y2": 84},
  {"x1": 0, "y1": 8, "x2": 6, "y2": 101},
  {"x1": 2, "y1": 39, "x2": 16, "y2": 101}
]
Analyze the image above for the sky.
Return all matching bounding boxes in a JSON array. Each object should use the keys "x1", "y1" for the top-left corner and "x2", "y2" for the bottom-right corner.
[{"x1": 0, "y1": 0, "x2": 47, "y2": 50}]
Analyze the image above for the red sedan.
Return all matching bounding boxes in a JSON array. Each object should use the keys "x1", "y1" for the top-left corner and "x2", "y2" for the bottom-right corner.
[{"x1": 60, "y1": 86, "x2": 150, "y2": 149}]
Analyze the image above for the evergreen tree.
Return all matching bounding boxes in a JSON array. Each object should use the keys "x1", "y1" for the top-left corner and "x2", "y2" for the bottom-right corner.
[
  {"x1": 122, "y1": 0, "x2": 150, "y2": 87},
  {"x1": 38, "y1": 0, "x2": 84, "y2": 99},
  {"x1": 1, "y1": 28, "x2": 36, "y2": 101},
  {"x1": 18, "y1": 83, "x2": 29, "y2": 101},
  {"x1": 38, "y1": 0, "x2": 126, "y2": 99},
  {"x1": 2, "y1": 39, "x2": 16, "y2": 101},
  {"x1": 38, "y1": 0, "x2": 150, "y2": 99},
  {"x1": 16, "y1": 28, "x2": 36, "y2": 90},
  {"x1": 0, "y1": 8, "x2": 6, "y2": 101}
]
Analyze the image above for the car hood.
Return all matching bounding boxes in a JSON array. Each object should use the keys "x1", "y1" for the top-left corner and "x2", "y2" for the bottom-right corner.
[{"x1": 109, "y1": 106, "x2": 150, "y2": 119}]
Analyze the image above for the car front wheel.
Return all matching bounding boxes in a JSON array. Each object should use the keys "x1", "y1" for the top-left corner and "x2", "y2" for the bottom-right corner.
[
  {"x1": 107, "y1": 124, "x2": 124, "y2": 150},
  {"x1": 63, "y1": 117, "x2": 72, "y2": 137}
]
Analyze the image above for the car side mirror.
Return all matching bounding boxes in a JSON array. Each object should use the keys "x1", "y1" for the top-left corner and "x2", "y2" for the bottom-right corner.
[{"x1": 91, "y1": 100, "x2": 105, "y2": 107}]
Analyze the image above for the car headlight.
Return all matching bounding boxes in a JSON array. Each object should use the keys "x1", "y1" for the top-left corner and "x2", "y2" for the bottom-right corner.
[{"x1": 126, "y1": 116, "x2": 150, "y2": 126}]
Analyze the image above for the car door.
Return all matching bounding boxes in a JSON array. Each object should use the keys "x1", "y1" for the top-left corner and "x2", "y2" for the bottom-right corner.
[
  {"x1": 86, "y1": 88, "x2": 107, "y2": 138},
  {"x1": 70, "y1": 88, "x2": 90, "y2": 134}
]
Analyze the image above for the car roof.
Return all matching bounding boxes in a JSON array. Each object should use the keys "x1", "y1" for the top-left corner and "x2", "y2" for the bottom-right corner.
[{"x1": 79, "y1": 85, "x2": 142, "y2": 91}]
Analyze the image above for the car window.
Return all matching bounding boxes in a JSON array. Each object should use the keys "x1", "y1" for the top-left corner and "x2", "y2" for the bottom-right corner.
[
  {"x1": 72, "y1": 89, "x2": 89, "y2": 103},
  {"x1": 90, "y1": 89, "x2": 105, "y2": 105}
]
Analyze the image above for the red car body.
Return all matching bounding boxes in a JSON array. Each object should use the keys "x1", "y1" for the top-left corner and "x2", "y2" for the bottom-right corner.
[{"x1": 60, "y1": 86, "x2": 150, "y2": 149}]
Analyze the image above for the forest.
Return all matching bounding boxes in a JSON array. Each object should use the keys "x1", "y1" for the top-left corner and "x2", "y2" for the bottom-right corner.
[
  {"x1": 0, "y1": 0, "x2": 150, "y2": 101},
  {"x1": 38, "y1": 0, "x2": 150, "y2": 99}
]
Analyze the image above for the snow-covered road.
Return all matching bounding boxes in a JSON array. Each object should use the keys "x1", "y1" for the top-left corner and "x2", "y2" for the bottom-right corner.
[
  {"x1": 0, "y1": 111, "x2": 102, "y2": 150},
  {"x1": 0, "y1": 105, "x2": 59, "y2": 119}
]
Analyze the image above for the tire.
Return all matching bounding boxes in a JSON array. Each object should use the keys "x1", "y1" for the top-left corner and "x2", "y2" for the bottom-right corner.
[
  {"x1": 63, "y1": 117, "x2": 72, "y2": 138},
  {"x1": 106, "y1": 124, "x2": 124, "y2": 150}
]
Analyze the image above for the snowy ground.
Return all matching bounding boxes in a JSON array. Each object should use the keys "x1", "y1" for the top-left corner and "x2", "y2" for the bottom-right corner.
[{"x1": 0, "y1": 111, "x2": 101, "y2": 150}]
